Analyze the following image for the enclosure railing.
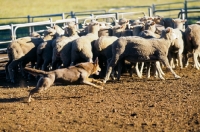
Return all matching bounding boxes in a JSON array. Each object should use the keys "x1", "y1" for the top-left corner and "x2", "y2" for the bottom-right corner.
[{"x1": 1, "y1": 0, "x2": 200, "y2": 50}]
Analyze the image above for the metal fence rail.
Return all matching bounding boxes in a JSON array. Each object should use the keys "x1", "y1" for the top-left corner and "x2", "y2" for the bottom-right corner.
[{"x1": 0, "y1": 0, "x2": 200, "y2": 50}]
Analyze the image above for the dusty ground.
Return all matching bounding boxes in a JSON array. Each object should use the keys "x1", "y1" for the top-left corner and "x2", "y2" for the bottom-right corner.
[{"x1": 0, "y1": 53, "x2": 200, "y2": 132}]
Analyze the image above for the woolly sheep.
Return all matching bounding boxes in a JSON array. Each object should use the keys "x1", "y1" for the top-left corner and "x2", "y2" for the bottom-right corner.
[
  {"x1": 184, "y1": 24, "x2": 200, "y2": 69},
  {"x1": 51, "y1": 22, "x2": 80, "y2": 69},
  {"x1": 36, "y1": 25, "x2": 65, "y2": 71},
  {"x1": 6, "y1": 37, "x2": 44, "y2": 83},
  {"x1": 172, "y1": 18, "x2": 187, "y2": 30},
  {"x1": 5, "y1": 27, "x2": 59, "y2": 83},
  {"x1": 103, "y1": 27, "x2": 181, "y2": 83},
  {"x1": 70, "y1": 21, "x2": 100, "y2": 66},
  {"x1": 93, "y1": 36, "x2": 118, "y2": 77}
]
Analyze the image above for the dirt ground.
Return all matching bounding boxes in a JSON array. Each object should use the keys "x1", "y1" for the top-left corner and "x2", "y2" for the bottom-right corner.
[{"x1": 0, "y1": 53, "x2": 200, "y2": 132}]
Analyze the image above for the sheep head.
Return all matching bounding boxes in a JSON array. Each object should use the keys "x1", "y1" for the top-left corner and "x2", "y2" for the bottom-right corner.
[
  {"x1": 161, "y1": 27, "x2": 177, "y2": 41},
  {"x1": 87, "y1": 21, "x2": 100, "y2": 34},
  {"x1": 63, "y1": 22, "x2": 78, "y2": 36}
]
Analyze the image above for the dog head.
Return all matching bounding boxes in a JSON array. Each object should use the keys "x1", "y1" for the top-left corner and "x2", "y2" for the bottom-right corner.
[{"x1": 93, "y1": 57, "x2": 101, "y2": 75}]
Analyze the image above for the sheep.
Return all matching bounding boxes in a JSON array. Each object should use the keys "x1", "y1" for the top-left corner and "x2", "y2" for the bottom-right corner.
[
  {"x1": 30, "y1": 32, "x2": 41, "y2": 38},
  {"x1": 6, "y1": 37, "x2": 44, "y2": 83},
  {"x1": 46, "y1": 25, "x2": 65, "y2": 36},
  {"x1": 35, "y1": 25, "x2": 65, "y2": 71},
  {"x1": 184, "y1": 24, "x2": 200, "y2": 69},
  {"x1": 98, "y1": 22, "x2": 113, "y2": 37},
  {"x1": 36, "y1": 40, "x2": 54, "y2": 71},
  {"x1": 5, "y1": 27, "x2": 59, "y2": 83},
  {"x1": 137, "y1": 30, "x2": 165, "y2": 78},
  {"x1": 103, "y1": 27, "x2": 181, "y2": 83},
  {"x1": 70, "y1": 21, "x2": 100, "y2": 66},
  {"x1": 167, "y1": 19, "x2": 186, "y2": 69},
  {"x1": 51, "y1": 22, "x2": 80, "y2": 69},
  {"x1": 112, "y1": 25, "x2": 133, "y2": 37},
  {"x1": 172, "y1": 18, "x2": 187, "y2": 30},
  {"x1": 93, "y1": 36, "x2": 118, "y2": 78}
]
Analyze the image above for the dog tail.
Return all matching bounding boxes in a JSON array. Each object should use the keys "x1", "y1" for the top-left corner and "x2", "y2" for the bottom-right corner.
[{"x1": 24, "y1": 67, "x2": 47, "y2": 76}]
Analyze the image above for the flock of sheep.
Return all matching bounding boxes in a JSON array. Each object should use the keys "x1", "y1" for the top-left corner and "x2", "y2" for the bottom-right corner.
[{"x1": 5, "y1": 15, "x2": 200, "y2": 84}]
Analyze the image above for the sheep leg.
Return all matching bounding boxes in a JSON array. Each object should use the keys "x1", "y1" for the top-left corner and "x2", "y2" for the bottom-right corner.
[
  {"x1": 193, "y1": 52, "x2": 200, "y2": 70},
  {"x1": 106, "y1": 58, "x2": 116, "y2": 80},
  {"x1": 155, "y1": 61, "x2": 165, "y2": 80},
  {"x1": 103, "y1": 56, "x2": 119, "y2": 83},
  {"x1": 161, "y1": 58, "x2": 181, "y2": 79},
  {"x1": 168, "y1": 53, "x2": 175, "y2": 69},
  {"x1": 129, "y1": 63, "x2": 134, "y2": 77},
  {"x1": 177, "y1": 52, "x2": 183, "y2": 69},
  {"x1": 42, "y1": 60, "x2": 51, "y2": 71},
  {"x1": 135, "y1": 62, "x2": 142, "y2": 78},
  {"x1": 8, "y1": 60, "x2": 20, "y2": 83},
  {"x1": 117, "y1": 61, "x2": 123, "y2": 81},
  {"x1": 35, "y1": 57, "x2": 43, "y2": 69},
  {"x1": 139, "y1": 62, "x2": 144, "y2": 76},
  {"x1": 146, "y1": 62, "x2": 151, "y2": 78},
  {"x1": 182, "y1": 53, "x2": 189, "y2": 68},
  {"x1": 5, "y1": 59, "x2": 12, "y2": 81}
]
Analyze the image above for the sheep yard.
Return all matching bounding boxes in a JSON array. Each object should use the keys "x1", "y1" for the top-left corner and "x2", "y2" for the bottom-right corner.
[{"x1": 0, "y1": 53, "x2": 199, "y2": 132}]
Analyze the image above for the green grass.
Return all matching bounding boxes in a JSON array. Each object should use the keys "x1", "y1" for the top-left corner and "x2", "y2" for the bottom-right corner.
[{"x1": 0, "y1": 0, "x2": 188, "y2": 24}]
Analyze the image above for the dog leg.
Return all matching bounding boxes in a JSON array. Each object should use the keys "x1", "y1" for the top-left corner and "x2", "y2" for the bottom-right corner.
[
  {"x1": 82, "y1": 78, "x2": 103, "y2": 89},
  {"x1": 28, "y1": 88, "x2": 39, "y2": 103},
  {"x1": 27, "y1": 77, "x2": 53, "y2": 102}
]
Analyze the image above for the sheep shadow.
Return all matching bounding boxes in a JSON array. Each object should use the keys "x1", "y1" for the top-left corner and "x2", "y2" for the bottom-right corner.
[
  {"x1": 0, "y1": 75, "x2": 38, "y2": 88},
  {"x1": 0, "y1": 97, "x2": 25, "y2": 103}
]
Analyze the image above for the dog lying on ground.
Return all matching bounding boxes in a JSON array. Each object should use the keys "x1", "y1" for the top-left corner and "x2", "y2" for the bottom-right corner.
[{"x1": 24, "y1": 58, "x2": 103, "y2": 102}]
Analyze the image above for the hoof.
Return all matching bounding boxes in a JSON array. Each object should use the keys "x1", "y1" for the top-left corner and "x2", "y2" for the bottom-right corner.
[
  {"x1": 102, "y1": 80, "x2": 107, "y2": 84},
  {"x1": 175, "y1": 75, "x2": 181, "y2": 79}
]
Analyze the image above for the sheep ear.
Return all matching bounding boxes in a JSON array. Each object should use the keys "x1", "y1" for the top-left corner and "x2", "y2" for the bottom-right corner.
[
  {"x1": 166, "y1": 27, "x2": 171, "y2": 33},
  {"x1": 94, "y1": 57, "x2": 99, "y2": 65},
  {"x1": 151, "y1": 21, "x2": 155, "y2": 26},
  {"x1": 182, "y1": 19, "x2": 187, "y2": 23}
]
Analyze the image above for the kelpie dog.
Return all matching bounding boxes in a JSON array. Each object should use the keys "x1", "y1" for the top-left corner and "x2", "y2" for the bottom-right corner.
[{"x1": 24, "y1": 58, "x2": 103, "y2": 102}]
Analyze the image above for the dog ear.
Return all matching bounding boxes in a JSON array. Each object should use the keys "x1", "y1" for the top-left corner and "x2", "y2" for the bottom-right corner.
[{"x1": 94, "y1": 57, "x2": 99, "y2": 65}]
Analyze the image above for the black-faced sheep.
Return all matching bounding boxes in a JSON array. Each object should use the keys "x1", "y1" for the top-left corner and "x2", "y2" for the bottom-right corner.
[{"x1": 103, "y1": 27, "x2": 181, "y2": 83}]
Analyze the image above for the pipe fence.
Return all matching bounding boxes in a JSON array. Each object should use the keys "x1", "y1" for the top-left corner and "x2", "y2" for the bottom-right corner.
[{"x1": 0, "y1": 0, "x2": 200, "y2": 51}]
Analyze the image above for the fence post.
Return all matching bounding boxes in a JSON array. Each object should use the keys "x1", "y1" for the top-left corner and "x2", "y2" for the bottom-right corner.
[
  {"x1": 181, "y1": 9, "x2": 185, "y2": 20},
  {"x1": 152, "y1": 4, "x2": 155, "y2": 16},
  {"x1": 75, "y1": 17, "x2": 79, "y2": 30},
  {"x1": 184, "y1": 0, "x2": 188, "y2": 28},
  {"x1": 49, "y1": 18, "x2": 53, "y2": 27},
  {"x1": 11, "y1": 24, "x2": 15, "y2": 40},
  {"x1": 70, "y1": 11, "x2": 75, "y2": 18},
  {"x1": 115, "y1": 12, "x2": 119, "y2": 21},
  {"x1": 27, "y1": 15, "x2": 32, "y2": 35},
  {"x1": 62, "y1": 13, "x2": 65, "y2": 20},
  {"x1": 148, "y1": 7, "x2": 152, "y2": 17}
]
